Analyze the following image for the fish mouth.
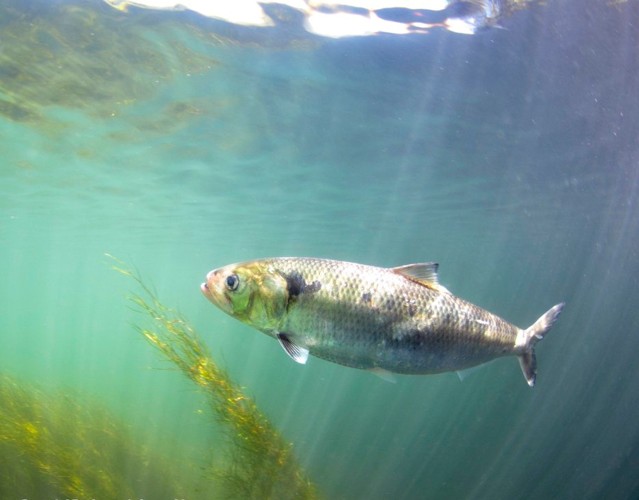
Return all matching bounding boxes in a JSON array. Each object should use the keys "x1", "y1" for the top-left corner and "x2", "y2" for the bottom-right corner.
[
  {"x1": 201, "y1": 272, "x2": 225, "y2": 307},
  {"x1": 201, "y1": 269, "x2": 233, "y2": 311},
  {"x1": 201, "y1": 270, "x2": 218, "y2": 298},
  {"x1": 200, "y1": 280, "x2": 220, "y2": 306}
]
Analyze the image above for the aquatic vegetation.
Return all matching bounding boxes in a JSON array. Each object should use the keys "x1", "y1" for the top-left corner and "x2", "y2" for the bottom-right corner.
[
  {"x1": 0, "y1": 0, "x2": 218, "y2": 125},
  {"x1": 111, "y1": 257, "x2": 319, "y2": 499},
  {"x1": 0, "y1": 373, "x2": 183, "y2": 499},
  {"x1": 0, "y1": 257, "x2": 317, "y2": 500}
]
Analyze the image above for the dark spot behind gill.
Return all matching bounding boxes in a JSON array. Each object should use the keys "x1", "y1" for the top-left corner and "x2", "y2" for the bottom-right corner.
[
  {"x1": 282, "y1": 270, "x2": 321, "y2": 309},
  {"x1": 304, "y1": 280, "x2": 322, "y2": 294},
  {"x1": 285, "y1": 271, "x2": 305, "y2": 299}
]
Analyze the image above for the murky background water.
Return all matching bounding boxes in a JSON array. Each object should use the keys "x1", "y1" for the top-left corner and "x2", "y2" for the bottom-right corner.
[{"x1": 1, "y1": 0, "x2": 638, "y2": 498}]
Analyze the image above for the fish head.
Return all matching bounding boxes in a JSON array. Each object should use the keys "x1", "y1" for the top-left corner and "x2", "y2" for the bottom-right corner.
[{"x1": 201, "y1": 260, "x2": 288, "y2": 332}]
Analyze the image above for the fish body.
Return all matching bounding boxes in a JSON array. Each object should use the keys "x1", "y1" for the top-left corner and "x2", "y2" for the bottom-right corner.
[{"x1": 201, "y1": 257, "x2": 564, "y2": 386}]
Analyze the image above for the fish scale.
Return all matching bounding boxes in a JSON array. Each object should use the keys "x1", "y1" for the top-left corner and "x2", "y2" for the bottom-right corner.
[{"x1": 201, "y1": 257, "x2": 565, "y2": 386}]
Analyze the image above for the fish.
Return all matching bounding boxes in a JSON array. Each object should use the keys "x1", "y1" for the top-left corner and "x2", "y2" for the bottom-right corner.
[{"x1": 200, "y1": 257, "x2": 565, "y2": 387}]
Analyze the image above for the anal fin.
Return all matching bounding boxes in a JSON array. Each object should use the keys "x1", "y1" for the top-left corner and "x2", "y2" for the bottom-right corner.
[
  {"x1": 369, "y1": 367, "x2": 397, "y2": 383},
  {"x1": 456, "y1": 361, "x2": 490, "y2": 381}
]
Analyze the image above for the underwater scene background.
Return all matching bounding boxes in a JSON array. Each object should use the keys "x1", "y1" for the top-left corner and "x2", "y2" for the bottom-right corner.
[{"x1": 1, "y1": 0, "x2": 638, "y2": 498}]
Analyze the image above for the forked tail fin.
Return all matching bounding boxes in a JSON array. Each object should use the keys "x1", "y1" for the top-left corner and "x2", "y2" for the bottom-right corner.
[{"x1": 518, "y1": 303, "x2": 565, "y2": 387}]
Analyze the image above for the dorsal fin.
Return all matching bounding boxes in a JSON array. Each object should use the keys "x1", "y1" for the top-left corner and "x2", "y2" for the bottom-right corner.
[{"x1": 391, "y1": 262, "x2": 449, "y2": 293}]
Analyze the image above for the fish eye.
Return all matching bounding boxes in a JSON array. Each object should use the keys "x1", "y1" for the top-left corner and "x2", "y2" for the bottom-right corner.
[{"x1": 225, "y1": 274, "x2": 240, "y2": 291}]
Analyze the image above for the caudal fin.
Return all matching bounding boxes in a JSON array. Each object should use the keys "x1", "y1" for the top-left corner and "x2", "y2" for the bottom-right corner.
[{"x1": 518, "y1": 303, "x2": 565, "y2": 387}]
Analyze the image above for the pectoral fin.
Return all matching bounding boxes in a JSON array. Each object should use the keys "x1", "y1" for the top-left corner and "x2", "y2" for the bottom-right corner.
[{"x1": 277, "y1": 333, "x2": 309, "y2": 364}]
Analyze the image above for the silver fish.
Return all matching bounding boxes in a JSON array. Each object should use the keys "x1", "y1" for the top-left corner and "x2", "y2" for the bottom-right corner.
[{"x1": 201, "y1": 257, "x2": 564, "y2": 386}]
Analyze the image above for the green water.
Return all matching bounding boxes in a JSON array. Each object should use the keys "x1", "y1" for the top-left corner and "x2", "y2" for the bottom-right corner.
[{"x1": 1, "y1": 0, "x2": 638, "y2": 498}]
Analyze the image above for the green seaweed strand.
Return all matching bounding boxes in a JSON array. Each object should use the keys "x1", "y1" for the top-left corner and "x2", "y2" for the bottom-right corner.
[{"x1": 110, "y1": 255, "x2": 318, "y2": 499}]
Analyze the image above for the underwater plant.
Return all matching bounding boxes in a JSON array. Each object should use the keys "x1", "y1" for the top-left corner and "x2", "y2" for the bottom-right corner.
[
  {"x1": 0, "y1": 0, "x2": 218, "y2": 126},
  {"x1": 0, "y1": 372, "x2": 184, "y2": 499},
  {"x1": 111, "y1": 256, "x2": 318, "y2": 499}
]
